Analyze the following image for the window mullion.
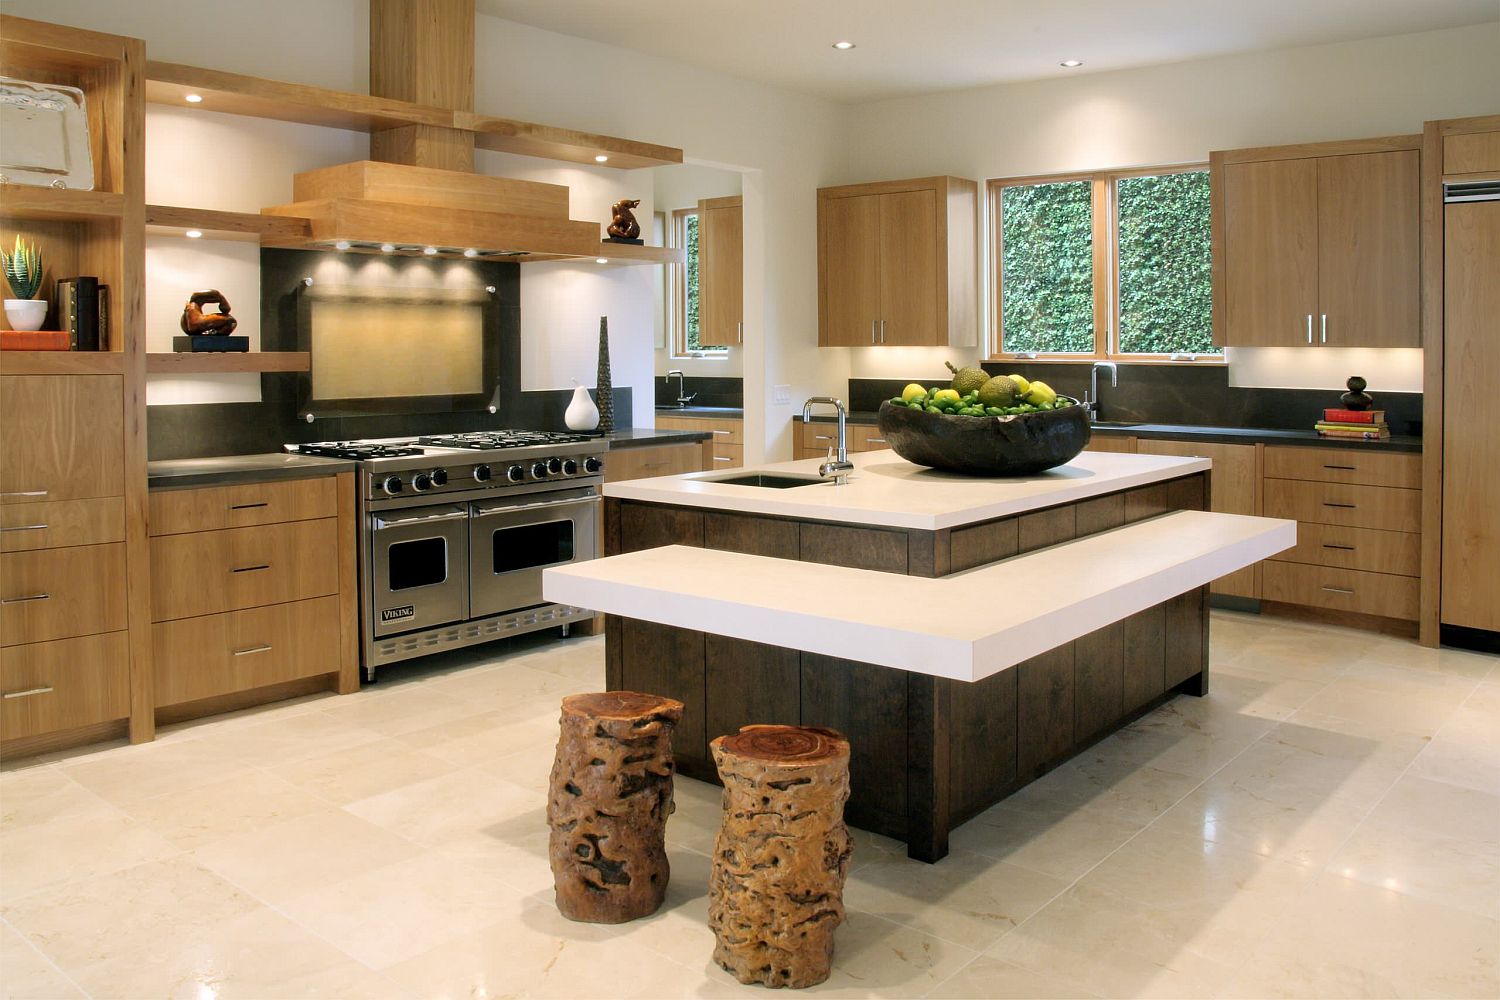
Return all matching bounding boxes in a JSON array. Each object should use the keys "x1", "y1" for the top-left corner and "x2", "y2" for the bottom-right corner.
[{"x1": 1091, "y1": 176, "x2": 1111, "y2": 359}]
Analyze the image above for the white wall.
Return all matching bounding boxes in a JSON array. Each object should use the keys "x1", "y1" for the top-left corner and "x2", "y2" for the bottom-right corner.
[
  {"x1": 838, "y1": 22, "x2": 1500, "y2": 385},
  {"x1": 652, "y1": 163, "x2": 744, "y2": 379}
]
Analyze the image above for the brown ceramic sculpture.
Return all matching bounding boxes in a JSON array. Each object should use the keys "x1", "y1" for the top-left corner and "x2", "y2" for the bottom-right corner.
[
  {"x1": 180, "y1": 289, "x2": 238, "y2": 336},
  {"x1": 606, "y1": 198, "x2": 642, "y2": 241}
]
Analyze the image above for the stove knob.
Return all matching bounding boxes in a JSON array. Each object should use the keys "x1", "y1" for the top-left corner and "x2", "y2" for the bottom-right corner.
[
  {"x1": 561, "y1": 459, "x2": 579, "y2": 476},
  {"x1": 430, "y1": 468, "x2": 448, "y2": 487},
  {"x1": 546, "y1": 458, "x2": 563, "y2": 475},
  {"x1": 583, "y1": 457, "x2": 603, "y2": 474},
  {"x1": 381, "y1": 475, "x2": 403, "y2": 496},
  {"x1": 472, "y1": 464, "x2": 492, "y2": 483},
  {"x1": 506, "y1": 464, "x2": 526, "y2": 483},
  {"x1": 411, "y1": 472, "x2": 432, "y2": 492},
  {"x1": 530, "y1": 462, "x2": 549, "y2": 480}
]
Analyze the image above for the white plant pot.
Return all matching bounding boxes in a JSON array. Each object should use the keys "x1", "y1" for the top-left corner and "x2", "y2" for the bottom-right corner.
[
  {"x1": 564, "y1": 384, "x2": 600, "y2": 431},
  {"x1": 4, "y1": 299, "x2": 47, "y2": 331}
]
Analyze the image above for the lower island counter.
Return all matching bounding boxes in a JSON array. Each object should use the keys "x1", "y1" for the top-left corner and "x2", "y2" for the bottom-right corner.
[{"x1": 544, "y1": 449, "x2": 1294, "y2": 861}]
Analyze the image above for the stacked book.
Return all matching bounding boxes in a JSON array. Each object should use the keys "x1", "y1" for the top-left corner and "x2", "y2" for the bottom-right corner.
[{"x1": 1316, "y1": 408, "x2": 1390, "y2": 440}]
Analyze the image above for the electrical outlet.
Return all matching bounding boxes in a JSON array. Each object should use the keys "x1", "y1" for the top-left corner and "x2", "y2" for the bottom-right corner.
[{"x1": 773, "y1": 384, "x2": 791, "y2": 405}]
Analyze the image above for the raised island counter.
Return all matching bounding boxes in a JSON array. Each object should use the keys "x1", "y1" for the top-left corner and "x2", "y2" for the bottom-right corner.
[{"x1": 546, "y1": 450, "x2": 1292, "y2": 861}]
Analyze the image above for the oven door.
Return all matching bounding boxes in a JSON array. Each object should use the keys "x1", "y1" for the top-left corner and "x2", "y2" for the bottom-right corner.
[
  {"x1": 369, "y1": 505, "x2": 469, "y2": 637},
  {"x1": 468, "y1": 487, "x2": 599, "y2": 619}
]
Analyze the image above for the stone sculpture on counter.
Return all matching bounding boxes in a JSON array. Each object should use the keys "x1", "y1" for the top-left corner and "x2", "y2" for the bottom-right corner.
[
  {"x1": 605, "y1": 198, "x2": 643, "y2": 244},
  {"x1": 596, "y1": 316, "x2": 614, "y2": 434},
  {"x1": 1340, "y1": 375, "x2": 1375, "y2": 412}
]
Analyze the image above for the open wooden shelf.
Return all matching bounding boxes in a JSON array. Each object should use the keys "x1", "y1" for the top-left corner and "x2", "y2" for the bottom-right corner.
[
  {"x1": 145, "y1": 61, "x2": 683, "y2": 170},
  {"x1": 0, "y1": 351, "x2": 127, "y2": 375},
  {"x1": 0, "y1": 186, "x2": 125, "y2": 222},
  {"x1": 145, "y1": 204, "x2": 311, "y2": 243},
  {"x1": 147, "y1": 351, "x2": 310, "y2": 374},
  {"x1": 593, "y1": 242, "x2": 685, "y2": 267}
]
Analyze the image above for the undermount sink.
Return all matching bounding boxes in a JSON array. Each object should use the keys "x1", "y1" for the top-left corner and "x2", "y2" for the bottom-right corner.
[{"x1": 702, "y1": 472, "x2": 829, "y2": 489}]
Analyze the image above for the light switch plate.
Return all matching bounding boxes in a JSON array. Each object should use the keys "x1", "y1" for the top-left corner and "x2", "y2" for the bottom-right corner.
[{"x1": 773, "y1": 384, "x2": 791, "y2": 405}]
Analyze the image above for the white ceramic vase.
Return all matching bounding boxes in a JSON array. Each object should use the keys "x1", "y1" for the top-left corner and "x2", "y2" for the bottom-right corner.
[
  {"x1": 4, "y1": 299, "x2": 47, "y2": 331},
  {"x1": 564, "y1": 383, "x2": 600, "y2": 431}
]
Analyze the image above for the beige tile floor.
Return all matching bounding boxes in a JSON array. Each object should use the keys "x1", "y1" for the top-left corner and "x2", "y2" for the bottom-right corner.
[{"x1": 2, "y1": 611, "x2": 1497, "y2": 999}]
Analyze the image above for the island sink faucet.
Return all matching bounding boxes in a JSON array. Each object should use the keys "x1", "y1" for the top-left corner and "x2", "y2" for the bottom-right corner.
[
  {"x1": 664, "y1": 370, "x2": 695, "y2": 407},
  {"x1": 1084, "y1": 361, "x2": 1118, "y2": 423},
  {"x1": 801, "y1": 397, "x2": 855, "y2": 484}
]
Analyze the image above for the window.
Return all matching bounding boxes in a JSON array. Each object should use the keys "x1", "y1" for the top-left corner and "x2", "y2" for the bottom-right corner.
[
  {"x1": 670, "y1": 208, "x2": 727, "y2": 356},
  {"x1": 990, "y1": 166, "x2": 1216, "y2": 359}
]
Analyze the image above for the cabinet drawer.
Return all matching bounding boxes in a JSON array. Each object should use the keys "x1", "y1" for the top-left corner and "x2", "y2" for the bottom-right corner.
[
  {"x1": 799, "y1": 422, "x2": 841, "y2": 453},
  {"x1": 656, "y1": 415, "x2": 744, "y2": 445},
  {"x1": 153, "y1": 596, "x2": 340, "y2": 707},
  {"x1": 603, "y1": 443, "x2": 704, "y2": 483},
  {"x1": 0, "y1": 543, "x2": 127, "y2": 646},
  {"x1": 850, "y1": 425, "x2": 890, "y2": 452},
  {"x1": 1269, "y1": 522, "x2": 1420, "y2": 577},
  {"x1": 0, "y1": 497, "x2": 124, "y2": 553},
  {"x1": 0, "y1": 375, "x2": 124, "y2": 503},
  {"x1": 709, "y1": 443, "x2": 744, "y2": 469},
  {"x1": 1263, "y1": 479, "x2": 1420, "y2": 532},
  {"x1": 150, "y1": 519, "x2": 339, "y2": 622},
  {"x1": 1262, "y1": 561, "x2": 1418, "y2": 620},
  {"x1": 1085, "y1": 435, "x2": 1136, "y2": 454},
  {"x1": 1, "y1": 633, "x2": 130, "y2": 740},
  {"x1": 1264, "y1": 446, "x2": 1420, "y2": 488},
  {"x1": 149, "y1": 476, "x2": 338, "y2": 536}
]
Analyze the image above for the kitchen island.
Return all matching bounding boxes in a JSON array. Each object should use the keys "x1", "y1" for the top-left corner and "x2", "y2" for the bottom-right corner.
[{"x1": 546, "y1": 450, "x2": 1292, "y2": 861}]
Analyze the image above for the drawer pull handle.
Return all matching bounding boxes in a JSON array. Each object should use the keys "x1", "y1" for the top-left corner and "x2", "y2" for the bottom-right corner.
[
  {"x1": 1323, "y1": 502, "x2": 1357, "y2": 509},
  {"x1": 1323, "y1": 464, "x2": 1357, "y2": 471},
  {"x1": 0, "y1": 593, "x2": 49, "y2": 604},
  {"x1": 868, "y1": 437, "x2": 887, "y2": 444},
  {"x1": 0, "y1": 489, "x2": 47, "y2": 498},
  {"x1": 232, "y1": 644, "x2": 272, "y2": 657},
  {"x1": 231, "y1": 564, "x2": 270, "y2": 574},
  {"x1": 0, "y1": 523, "x2": 47, "y2": 532},
  {"x1": 1322, "y1": 543, "x2": 1356, "y2": 551},
  {"x1": 2, "y1": 686, "x2": 53, "y2": 700},
  {"x1": 711, "y1": 430, "x2": 731, "y2": 436},
  {"x1": 1321, "y1": 585, "x2": 1356, "y2": 595},
  {"x1": 712, "y1": 457, "x2": 733, "y2": 463},
  {"x1": 813, "y1": 435, "x2": 834, "y2": 441},
  {"x1": 229, "y1": 502, "x2": 268, "y2": 510}
]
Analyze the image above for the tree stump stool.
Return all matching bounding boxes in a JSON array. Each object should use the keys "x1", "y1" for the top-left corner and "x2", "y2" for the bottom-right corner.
[
  {"x1": 708, "y1": 725, "x2": 853, "y2": 989},
  {"x1": 547, "y1": 691, "x2": 684, "y2": 923}
]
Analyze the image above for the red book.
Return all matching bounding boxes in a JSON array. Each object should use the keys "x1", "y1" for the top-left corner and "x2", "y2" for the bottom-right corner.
[
  {"x1": 0, "y1": 330, "x2": 69, "y2": 351},
  {"x1": 1323, "y1": 408, "x2": 1384, "y2": 424}
]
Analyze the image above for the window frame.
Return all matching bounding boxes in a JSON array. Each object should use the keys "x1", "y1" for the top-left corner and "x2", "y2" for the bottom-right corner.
[
  {"x1": 987, "y1": 162, "x2": 1221, "y2": 363},
  {"x1": 668, "y1": 206, "x2": 728, "y2": 360}
]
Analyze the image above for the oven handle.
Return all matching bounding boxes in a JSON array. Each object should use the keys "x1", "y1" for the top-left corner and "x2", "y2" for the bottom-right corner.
[
  {"x1": 470, "y1": 493, "x2": 601, "y2": 518},
  {"x1": 371, "y1": 507, "x2": 470, "y2": 530}
]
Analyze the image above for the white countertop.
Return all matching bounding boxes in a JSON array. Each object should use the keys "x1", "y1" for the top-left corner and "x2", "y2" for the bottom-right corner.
[
  {"x1": 545, "y1": 510, "x2": 1296, "y2": 682},
  {"x1": 604, "y1": 449, "x2": 1212, "y2": 530}
]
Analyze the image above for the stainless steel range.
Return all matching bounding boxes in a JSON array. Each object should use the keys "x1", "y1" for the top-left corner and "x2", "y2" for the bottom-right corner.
[{"x1": 288, "y1": 431, "x2": 607, "y2": 681}]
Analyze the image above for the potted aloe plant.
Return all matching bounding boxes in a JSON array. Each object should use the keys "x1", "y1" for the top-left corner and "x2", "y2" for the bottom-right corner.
[{"x1": 2, "y1": 236, "x2": 46, "y2": 331}]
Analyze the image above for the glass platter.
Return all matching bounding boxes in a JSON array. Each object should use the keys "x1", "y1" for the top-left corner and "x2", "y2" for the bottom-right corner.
[{"x1": 0, "y1": 77, "x2": 94, "y2": 190}]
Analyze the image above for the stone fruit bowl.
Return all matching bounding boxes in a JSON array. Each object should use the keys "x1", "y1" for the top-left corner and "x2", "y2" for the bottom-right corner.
[{"x1": 876, "y1": 396, "x2": 1090, "y2": 476}]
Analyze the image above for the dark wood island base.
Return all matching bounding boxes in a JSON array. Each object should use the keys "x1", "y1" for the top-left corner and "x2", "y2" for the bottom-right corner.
[{"x1": 603, "y1": 472, "x2": 1212, "y2": 862}]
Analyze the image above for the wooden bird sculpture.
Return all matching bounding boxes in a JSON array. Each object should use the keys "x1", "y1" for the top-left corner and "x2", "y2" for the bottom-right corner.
[
  {"x1": 607, "y1": 198, "x2": 642, "y2": 241},
  {"x1": 180, "y1": 289, "x2": 238, "y2": 336}
]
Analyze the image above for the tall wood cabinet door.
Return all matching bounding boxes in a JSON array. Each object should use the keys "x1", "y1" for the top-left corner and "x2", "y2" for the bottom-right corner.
[
  {"x1": 1442, "y1": 200, "x2": 1500, "y2": 632},
  {"x1": 818, "y1": 193, "x2": 881, "y2": 346},
  {"x1": 1317, "y1": 150, "x2": 1420, "y2": 348},
  {"x1": 0, "y1": 376, "x2": 124, "y2": 504},
  {"x1": 877, "y1": 188, "x2": 940, "y2": 346},
  {"x1": 1135, "y1": 439, "x2": 1260, "y2": 598},
  {"x1": 1223, "y1": 158, "x2": 1319, "y2": 346},
  {"x1": 698, "y1": 197, "x2": 743, "y2": 347}
]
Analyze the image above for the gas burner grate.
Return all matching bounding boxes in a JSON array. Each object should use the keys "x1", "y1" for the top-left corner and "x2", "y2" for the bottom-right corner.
[
  {"x1": 293, "y1": 442, "x2": 425, "y2": 460},
  {"x1": 417, "y1": 430, "x2": 594, "y2": 450}
]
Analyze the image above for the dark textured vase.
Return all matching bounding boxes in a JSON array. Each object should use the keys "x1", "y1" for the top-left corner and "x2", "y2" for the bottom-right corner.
[
  {"x1": 876, "y1": 398, "x2": 1091, "y2": 476},
  {"x1": 595, "y1": 316, "x2": 614, "y2": 434}
]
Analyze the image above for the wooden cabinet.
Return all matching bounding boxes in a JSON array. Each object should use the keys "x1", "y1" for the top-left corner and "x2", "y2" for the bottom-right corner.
[
  {"x1": 1214, "y1": 138, "x2": 1420, "y2": 348},
  {"x1": 0, "y1": 543, "x2": 128, "y2": 646},
  {"x1": 697, "y1": 196, "x2": 743, "y2": 347},
  {"x1": 1136, "y1": 439, "x2": 1259, "y2": 599},
  {"x1": 1, "y1": 633, "x2": 130, "y2": 741},
  {"x1": 793, "y1": 421, "x2": 893, "y2": 461},
  {"x1": 0, "y1": 375, "x2": 124, "y2": 504},
  {"x1": 148, "y1": 476, "x2": 337, "y2": 535},
  {"x1": 1084, "y1": 434, "x2": 1136, "y2": 454},
  {"x1": 818, "y1": 177, "x2": 977, "y2": 347},
  {"x1": 1263, "y1": 562, "x2": 1418, "y2": 621},
  {"x1": 0, "y1": 497, "x2": 124, "y2": 553},
  {"x1": 654, "y1": 415, "x2": 742, "y2": 470},
  {"x1": 1264, "y1": 445, "x2": 1420, "y2": 489},
  {"x1": 603, "y1": 441, "x2": 708, "y2": 483},
  {"x1": 149, "y1": 518, "x2": 340, "y2": 622}
]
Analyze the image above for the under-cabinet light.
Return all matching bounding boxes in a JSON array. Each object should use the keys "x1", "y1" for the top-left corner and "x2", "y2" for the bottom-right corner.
[
  {"x1": 423, "y1": 246, "x2": 438, "y2": 255},
  {"x1": 1059, "y1": 59, "x2": 1083, "y2": 68},
  {"x1": 832, "y1": 41, "x2": 855, "y2": 50},
  {"x1": 184, "y1": 229, "x2": 202, "y2": 238},
  {"x1": 595, "y1": 258, "x2": 608, "y2": 264},
  {"x1": 463, "y1": 248, "x2": 479, "y2": 258},
  {"x1": 380, "y1": 243, "x2": 395, "y2": 253},
  {"x1": 333, "y1": 240, "x2": 351, "y2": 251},
  {"x1": 594, "y1": 155, "x2": 609, "y2": 163},
  {"x1": 184, "y1": 93, "x2": 204, "y2": 103}
]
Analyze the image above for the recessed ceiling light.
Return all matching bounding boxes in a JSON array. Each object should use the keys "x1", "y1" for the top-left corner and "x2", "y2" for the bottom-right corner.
[
  {"x1": 1059, "y1": 59, "x2": 1083, "y2": 68},
  {"x1": 380, "y1": 243, "x2": 395, "y2": 253},
  {"x1": 184, "y1": 93, "x2": 203, "y2": 103},
  {"x1": 595, "y1": 257, "x2": 609, "y2": 264},
  {"x1": 832, "y1": 41, "x2": 855, "y2": 50},
  {"x1": 594, "y1": 155, "x2": 609, "y2": 163},
  {"x1": 423, "y1": 246, "x2": 438, "y2": 256},
  {"x1": 184, "y1": 229, "x2": 202, "y2": 239},
  {"x1": 333, "y1": 239, "x2": 351, "y2": 251}
]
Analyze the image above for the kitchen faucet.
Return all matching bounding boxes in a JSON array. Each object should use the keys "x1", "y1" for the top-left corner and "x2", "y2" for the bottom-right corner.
[
  {"x1": 664, "y1": 370, "x2": 695, "y2": 407},
  {"x1": 801, "y1": 397, "x2": 854, "y2": 484},
  {"x1": 1084, "y1": 361, "x2": 1118, "y2": 423}
]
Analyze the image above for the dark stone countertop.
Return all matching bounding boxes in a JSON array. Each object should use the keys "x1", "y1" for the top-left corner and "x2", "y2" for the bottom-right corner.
[
  {"x1": 797, "y1": 413, "x2": 1422, "y2": 453},
  {"x1": 655, "y1": 405, "x2": 745, "y2": 418},
  {"x1": 607, "y1": 428, "x2": 713, "y2": 449},
  {"x1": 148, "y1": 453, "x2": 356, "y2": 490}
]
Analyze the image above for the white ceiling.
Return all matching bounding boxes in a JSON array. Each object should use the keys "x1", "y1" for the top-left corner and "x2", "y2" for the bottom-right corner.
[{"x1": 477, "y1": 0, "x2": 1499, "y2": 103}]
